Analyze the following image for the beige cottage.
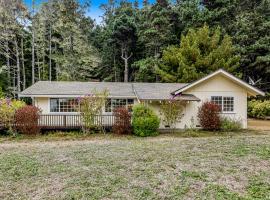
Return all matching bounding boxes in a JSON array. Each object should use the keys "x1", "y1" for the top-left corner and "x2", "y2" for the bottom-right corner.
[{"x1": 19, "y1": 69, "x2": 265, "y2": 129}]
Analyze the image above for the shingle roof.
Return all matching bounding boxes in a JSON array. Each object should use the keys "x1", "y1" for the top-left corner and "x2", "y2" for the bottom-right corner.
[
  {"x1": 133, "y1": 83, "x2": 188, "y2": 100},
  {"x1": 20, "y1": 81, "x2": 136, "y2": 97},
  {"x1": 20, "y1": 81, "x2": 190, "y2": 100}
]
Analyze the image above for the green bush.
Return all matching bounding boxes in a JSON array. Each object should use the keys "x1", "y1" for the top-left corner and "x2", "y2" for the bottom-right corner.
[
  {"x1": 248, "y1": 100, "x2": 270, "y2": 119},
  {"x1": 132, "y1": 104, "x2": 160, "y2": 137},
  {"x1": 0, "y1": 98, "x2": 25, "y2": 131},
  {"x1": 220, "y1": 117, "x2": 242, "y2": 131}
]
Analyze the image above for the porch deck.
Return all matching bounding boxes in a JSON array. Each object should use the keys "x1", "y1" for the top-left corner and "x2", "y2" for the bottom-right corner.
[{"x1": 0, "y1": 114, "x2": 116, "y2": 130}]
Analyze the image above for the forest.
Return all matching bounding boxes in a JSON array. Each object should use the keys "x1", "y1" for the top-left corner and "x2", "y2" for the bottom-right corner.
[{"x1": 0, "y1": 0, "x2": 269, "y2": 98}]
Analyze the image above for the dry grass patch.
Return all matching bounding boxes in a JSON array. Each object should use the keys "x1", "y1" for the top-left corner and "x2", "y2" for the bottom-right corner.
[{"x1": 0, "y1": 131, "x2": 270, "y2": 199}]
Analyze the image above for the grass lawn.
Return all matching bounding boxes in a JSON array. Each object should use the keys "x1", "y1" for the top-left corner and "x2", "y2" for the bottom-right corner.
[{"x1": 0, "y1": 130, "x2": 270, "y2": 199}]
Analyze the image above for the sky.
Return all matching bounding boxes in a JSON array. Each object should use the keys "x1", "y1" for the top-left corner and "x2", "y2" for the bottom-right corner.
[{"x1": 23, "y1": 0, "x2": 155, "y2": 24}]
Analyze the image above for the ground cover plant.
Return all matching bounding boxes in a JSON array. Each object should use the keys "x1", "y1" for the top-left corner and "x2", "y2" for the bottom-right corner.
[{"x1": 0, "y1": 130, "x2": 269, "y2": 199}]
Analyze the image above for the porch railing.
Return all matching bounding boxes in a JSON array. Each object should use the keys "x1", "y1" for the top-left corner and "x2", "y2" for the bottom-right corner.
[{"x1": 38, "y1": 114, "x2": 115, "y2": 129}]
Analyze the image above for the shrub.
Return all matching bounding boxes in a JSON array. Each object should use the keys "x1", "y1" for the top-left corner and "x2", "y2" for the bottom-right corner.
[
  {"x1": 159, "y1": 99, "x2": 185, "y2": 130},
  {"x1": 15, "y1": 105, "x2": 41, "y2": 135},
  {"x1": 220, "y1": 117, "x2": 242, "y2": 131},
  {"x1": 113, "y1": 107, "x2": 131, "y2": 135},
  {"x1": 132, "y1": 104, "x2": 160, "y2": 137},
  {"x1": 248, "y1": 100, "x2": 270, "y2": 119},
  {"x1": 0, "y1": 98, "x2": 25, "y2": 130},
  {"x1": 197, "y1": 101, "x2": 221, "y2": 130}
]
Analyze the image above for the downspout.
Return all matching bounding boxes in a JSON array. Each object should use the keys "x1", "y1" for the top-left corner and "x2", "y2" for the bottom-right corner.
[{"x1": 132, "y1": 83, "x2": 141, "y2": 103}]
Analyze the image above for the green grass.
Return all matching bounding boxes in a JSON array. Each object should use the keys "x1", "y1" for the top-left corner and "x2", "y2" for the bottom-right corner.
[{"x1": 0, "y1": 130, "x2": 270, "y2": 199}]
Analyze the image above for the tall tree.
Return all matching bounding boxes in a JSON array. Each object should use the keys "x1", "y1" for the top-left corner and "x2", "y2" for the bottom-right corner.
[
  {"x1": 112, "y1": 1, "x2": 136, "y2": 82},
  {"x1": 232, "y1": 0, "x2": 270, "y2": 90},
  {"x1": 159, "y1": 24, "x2": 240, "y2": 82}
]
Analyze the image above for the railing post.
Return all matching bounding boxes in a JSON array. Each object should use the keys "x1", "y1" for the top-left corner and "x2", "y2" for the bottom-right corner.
[{"x1": 63, "y1": 115, "x2": 66, "y2": 127}]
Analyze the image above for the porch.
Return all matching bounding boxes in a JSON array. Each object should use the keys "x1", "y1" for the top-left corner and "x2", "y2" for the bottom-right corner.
[{"x1": 0, "y1": 114, "x2": 116, "y2": 130}]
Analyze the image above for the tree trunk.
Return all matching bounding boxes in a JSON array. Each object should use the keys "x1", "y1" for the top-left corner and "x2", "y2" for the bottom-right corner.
[
  {"x1": 49, "y1": 23, "x2": 52, "y2": 81},
  {"x1": 5, "y1": 41, "x2": 11, "y2": 88},
  {"x1": 124, "y1": 58, "x2": 128, "y2": 82},
  {"x1": 31, "y1": 0, "x2": 35, "y2": 85},
  {"x1": 21, "y1": 38, "x2": 26, "y2": 90},
  {"x1": 14, "y1": 38, "x2": 21, "y2": 94},
  {"x1": 37, "y1": 57, "x2": 41, "y2": 81},
  {"x1": 121, "y1": 47, "x2": 132, "y2": 82}
]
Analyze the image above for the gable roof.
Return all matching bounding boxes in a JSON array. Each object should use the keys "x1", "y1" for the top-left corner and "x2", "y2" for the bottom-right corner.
[
  {"x1": 20, "y1": 81, "x2": 136, "y2": 98},
  {"x1": 171, "y1": 69, "x2": 265, "y2": 96},
  {"x1": 19, "y1": 81, "x2": 189, "y2": 100},
  {"x1": 132, "y1": 83, "x2": 188, "y2": 100}
]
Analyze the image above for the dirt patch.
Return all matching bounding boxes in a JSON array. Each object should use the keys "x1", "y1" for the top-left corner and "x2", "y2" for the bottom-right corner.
[{"x1": 248, "y1": 119, "x2": 270, "y2": 130}]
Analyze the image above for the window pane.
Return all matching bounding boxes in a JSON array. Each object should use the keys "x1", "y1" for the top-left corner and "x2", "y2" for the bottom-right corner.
[
  {"x1": 51, "y1": 98, "x2": 78, "y2": 112},
  {"x1": 127, "y1": 99, "x2": 134, "y2": 112},
  {"x1": 211, "y1": 96, "x2": 222, "y2": 110},
  {"x1": 50, "y1": 99, "x2": 59, "y2": 112},
  {"x1": 105, "y1": 99, "x2": 112, "y2": 112},
  {"x1": 223, "y1": 97, "x2": 234, "y2": 112}
]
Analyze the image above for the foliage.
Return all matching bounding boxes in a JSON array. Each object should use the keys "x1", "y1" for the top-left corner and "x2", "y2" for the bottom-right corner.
[
  {"x1": 112, "y1": 107, "x2": 131, "y2": 135},
  {"x1": 0, "y1": 87, "x2": 4, "y2": 98},
  {"x1": 248, "y1": 100, "x2": 270, "y2": 119},
  {"x1": 132, "y1": 57, "x2": 158, "y2": 82},
  {"x1": 138, "y1": 0, "x2": 177, "y2": 57},
  {"x1": 159, "y1": 99, "x2": 185, "y2": 130},
  {"x1": 0, "y1": 98, "x2": 25, "y2": 130},
  {"x1": 220, "y1": 117, "x2": 242, "y2": 131},
  {"x1": 232, "y1": 0, "x2": 270, "y2": 87},
  {"x1": 15, "y1": 105, "x2": 41, "y2": 135},
  {"x1": 197, "y1": 101, "x2": 221, "y2": 130},
  {"x1": 159, "y1": 24, "x2": 240, "y2": 83},
  {"x1": 132, "y1": 104, "x2": 160, "y2": 137},
  {"x1": 79, "y1": 90, "x2": 109, "y2": 132}
]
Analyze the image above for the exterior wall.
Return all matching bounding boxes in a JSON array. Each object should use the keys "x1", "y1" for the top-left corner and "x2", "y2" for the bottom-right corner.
[
  {"x1": 34, "y1": 97, "x2": 50, "y2": 113},
  {"x1": 147, "y1": 74, "x2": 248, "y2": 129},
  {"x1": 34, "y1": 97, "x2": 139, "y2": 127},
  {"x1": 33, "y1": 74, "x2": 249, "y2": 129}
]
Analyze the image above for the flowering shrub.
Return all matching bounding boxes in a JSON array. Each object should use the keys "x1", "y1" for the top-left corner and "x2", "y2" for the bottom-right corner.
[
  {"x1": 248, "y1": 100, "x2": 270, "y2": 119},
  {"x1": 197, "y1": 101, "x2": 221, "y2": 130},
  {"x1": 112, "y1": 107, "x2": 131, "y2": 134},
  {"x1": 159, "y1": 99, "x2": 185, "y2": 130},
  {"x1": 132, "y1": 104, "x2": 160, "y2": 137},
  {"x1": 78, "y1": 90, "x2": 108, "y2": 132},
  {"x1": 15, "y1": 105, "x2": 41, "y2": 135},
  {"x1": 0, "y1": 98, "x2": 25, "y2": 130}
]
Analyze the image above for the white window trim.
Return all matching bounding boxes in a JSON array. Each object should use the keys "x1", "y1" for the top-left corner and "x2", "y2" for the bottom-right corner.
[
  {"x1": 211, "y1": 96, "x2": 235, "y2": 114},
  {"x1": 105, "y1": 98, "x2": 134, "y2": 113},
  {"x1": 49, "y1": 98, "x2": 79, "y2": 114}
]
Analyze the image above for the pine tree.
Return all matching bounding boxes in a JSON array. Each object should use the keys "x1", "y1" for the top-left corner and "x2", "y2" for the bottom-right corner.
[
  {"x1": 232, "y1": 0, "x2": 270, "y2": 88},
  {"x1": 159, "y1": 24, "x2": 240, "y2": 82}
]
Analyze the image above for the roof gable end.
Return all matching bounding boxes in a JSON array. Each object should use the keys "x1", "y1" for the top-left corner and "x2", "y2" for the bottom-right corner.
[{"x1": 171, "y1": 69, "x2": 265, "y2": 96}]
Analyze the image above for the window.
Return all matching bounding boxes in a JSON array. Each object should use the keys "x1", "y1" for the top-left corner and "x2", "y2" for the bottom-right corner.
[
  {"x1": 223, "y1": 97, "x2": 234, "y2": 112},
  {"x1": 50, "y1": 98, "x2": 78, "y2": 112},
  {"x1": 211, "y1": 96, "x2": 222, "y2": 109},
  {"x1": 211, "y1": 96, "x2": 234, "y2": 113},
  {"x1": 105, "y1": 98, "x2": 134, "y2": 112}
]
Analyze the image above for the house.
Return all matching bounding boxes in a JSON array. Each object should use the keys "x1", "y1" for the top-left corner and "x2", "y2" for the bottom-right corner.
[{"x1": 19, "y1": 69, "x2": 265, "y2": 129}]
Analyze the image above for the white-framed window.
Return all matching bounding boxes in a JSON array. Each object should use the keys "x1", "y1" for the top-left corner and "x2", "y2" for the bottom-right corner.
[
  {"x1": 50, "y1": 98, "x2": 79, "y2": 113},
  {"x1": 105, "y1": 98, "x2": 134, "y2": 112},
  {"x1": 211, "y1": 96, "x2": 234, "y2": 113}
]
